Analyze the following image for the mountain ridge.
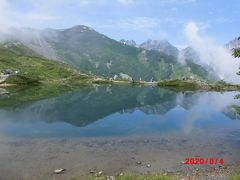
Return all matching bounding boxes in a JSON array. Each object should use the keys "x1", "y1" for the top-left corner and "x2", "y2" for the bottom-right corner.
[
  {"x1": 0, "y1": 25, "x2": 210, "y2": 81},
  {"x1": 140, "y1": 39, "x2": 179, "y2": 57},
  {"x1": 0, "y1": 43, "x2": 94, "y2": 86}
]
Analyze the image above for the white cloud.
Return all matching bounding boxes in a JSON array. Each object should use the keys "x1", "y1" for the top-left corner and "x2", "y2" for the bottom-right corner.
[
  {"x1": 0, "y1": 0, "x2": 13, "y2": 32},
  {"x1": 0, "y1": 0, "x2": 63, "y2": 31},
  {"x1": 175, "y1": 43, "x2": 187, "y2": 50},
  {"x1": 184, "y1": 21, "x2": 239, "y2": 83},
  {"x1": 24, "y1": 13, "x2": 59, "y2": 21},
  {"x1": 0, "y1": 0, "x2": 8, "y2": 12}
]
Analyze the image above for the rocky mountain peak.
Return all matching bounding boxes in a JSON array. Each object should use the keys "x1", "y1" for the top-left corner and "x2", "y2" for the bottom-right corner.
[
  {"x1": 119, "y1": 39, "x2": 137, "y2": 47},
  {"x1": 65, "y1": 25, "x2": 94, "y2": 33},
  {"x1": 140, "y1": 39, "x2": 179, "y2": 56}
]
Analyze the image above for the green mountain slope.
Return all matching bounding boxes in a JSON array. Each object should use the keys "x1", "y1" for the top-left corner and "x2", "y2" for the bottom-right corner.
[
  {"x1": 2, "y1": 26, "x2": 210, "y2": 81},
  {"x1": 0, "y1": 44, "x2": 93, "y2": 86},
  {"x1": 49, "y1": 26, "x2": 209, "y2": 81},
  {"x1": 1, "y1": 41, "x2": 41, "y2": 57}
]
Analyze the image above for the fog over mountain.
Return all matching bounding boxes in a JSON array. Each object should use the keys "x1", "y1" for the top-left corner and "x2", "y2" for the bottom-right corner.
[
  {"x1": 0, "y1": 0, "x2": 239, "y2": 83},
  {"x1": 182, "y1": 22, "x2": 239, "y2": 83},
  {"x1": 118, "y1": 28, "x2": 240, "y2": 83},
  {"x1": 0, "y1": 22, "x2": 239, "y2": 83},
  {"x1": 0, "y1": 25, "x2": 211, "y2": 81},
  {"x1": 0, "y1": 27, "x2": 58, "y2": 60}
]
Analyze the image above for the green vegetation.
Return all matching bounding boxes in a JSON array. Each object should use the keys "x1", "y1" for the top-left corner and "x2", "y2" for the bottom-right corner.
[
  {"x1": 231, "y1": 175, "x2": 240, "y2": 180},
  {"x1": 157, "y1": 79, "x2": 240, "y2": 91},
  {"x1": 233, "y1": 48, "x2": 240, "y2": 58},
  {"x1": 0, "y1": 46, "x2": 93, "y2": 86},
  {"x1": 232, "y1": 45, "x2": 240, "y2": 75},
  {"x1": 158, "y1": 79, "x2": 207, "y2": 90},
  {"x1": 232, "y1": 105, "x2": 240, "y2": 114},
  {"x1": 0, "y1": 26, "x2": 217, "y2": 87},
  {"x1": 0, "y1": 43, "x2": 239, "y2": 94},
  {"x1": 41, "y1": 25, "x2": 209, "y2": 81},
  {"x1": 0, "y1": 31, "x2": 239, "y2": 92},
  {"x1": 1, "y1": 42, "x2": 41, "y2": 57},
  {"x1": 231, "y1": 172, "x2": 240, "y2": 180},
  {"x1": 231, "y1": 168, "x2": 240, "y2": 180},
  {"x1": 0, "y1": 85, "x2": 81, "y2": 109}
]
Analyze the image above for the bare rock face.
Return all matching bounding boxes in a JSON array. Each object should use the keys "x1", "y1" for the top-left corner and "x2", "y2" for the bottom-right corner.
[
  {"x1": 120, "y1": 39, "x2": 137, "y2": 47},
  {"x1": 140, "y1": 40, "x2": 179, "y2": 56},
  {"x1": 119, "y1": 73, "x2": 133, "y2": 81}
]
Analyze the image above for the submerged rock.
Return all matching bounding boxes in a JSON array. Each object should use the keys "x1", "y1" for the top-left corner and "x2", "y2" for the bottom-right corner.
[
  {"x1": 89, "y1": 169, "x2": 95, "y2": 174},
  {"x1": 53, "y1": 168, "x2": 65, "y2": 174}
]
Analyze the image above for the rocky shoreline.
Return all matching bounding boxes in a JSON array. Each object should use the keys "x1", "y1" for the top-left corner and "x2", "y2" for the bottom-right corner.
[{"x1": 1, "y1": 132, "x2": 240, "y2": 180}]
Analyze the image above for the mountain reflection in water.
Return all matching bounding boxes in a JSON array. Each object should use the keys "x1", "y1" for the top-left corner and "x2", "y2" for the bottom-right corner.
[{"x1": 0, "y1": 85, "x2": 240, "y2": 137}]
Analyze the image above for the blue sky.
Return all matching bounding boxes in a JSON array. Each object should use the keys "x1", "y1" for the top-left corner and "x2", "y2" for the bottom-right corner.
[{"x1": 1, "y1": 0, "x2": 239, "y2": 48}]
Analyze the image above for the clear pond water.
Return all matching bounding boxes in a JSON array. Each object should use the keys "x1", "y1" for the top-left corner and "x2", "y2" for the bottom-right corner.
[
  {"x1": 1, "y1": 85, "x2": 240, "y2": 179},
  {"x1": 0, "y1": 85, "x2": 240, "y2": 138}
]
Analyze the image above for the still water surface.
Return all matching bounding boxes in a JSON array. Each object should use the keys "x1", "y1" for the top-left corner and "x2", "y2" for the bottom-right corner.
[
  {"x1": 0, "y1": 86, "x2": 240, "y2": 179},
  {"x1": 0, "y1": 85, "x2": 240, "y2": 138}
]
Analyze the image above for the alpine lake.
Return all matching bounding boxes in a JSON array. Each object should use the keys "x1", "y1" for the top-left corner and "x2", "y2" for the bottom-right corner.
[{"x1": 0, "y1": 85, "x2": 240, "y2": 179}]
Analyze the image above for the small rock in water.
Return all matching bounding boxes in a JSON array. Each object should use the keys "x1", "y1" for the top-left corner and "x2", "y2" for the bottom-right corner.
[
  {"x1": 53, "y1": 168, "x2": 65, "y2": 174},
  {"x1": 94, "y1": 171, "x2": 103, "y2": 177},
  {"x1": 109, "y1": 176, "x2": 115, "y2": 180},
  {"x1": 136, "y1": 161, "x2": 142, "y2": 165},
  {"x1": 89, "y1": 169, "x2": 95, "y2": 174}
]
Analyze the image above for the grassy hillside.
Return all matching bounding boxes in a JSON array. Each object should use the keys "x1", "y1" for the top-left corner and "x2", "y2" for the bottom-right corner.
[
  {"x1": 7, "y1": 26, "x2": 209, "y2": 81},
  {"x1": 0, "y1": 45, "x2": 93, "y2": 86},
  {"x1": 1, "y1": 41, "x2": 41, "y2": 57},
  {"x1": 49, "y1": 26, "x2": 209, "y2": 81},
  {"x1": 157, "y1": 79, "x2": 240, "y2": 91}
]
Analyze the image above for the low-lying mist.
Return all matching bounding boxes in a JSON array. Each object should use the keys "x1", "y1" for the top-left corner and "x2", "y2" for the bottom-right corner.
[
  {"x1": 0, "y1": 21, "x2": 239, "y2": 83},
  {"x1": 184, "y1": 21, "x2": 239, "y2": 83}
]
